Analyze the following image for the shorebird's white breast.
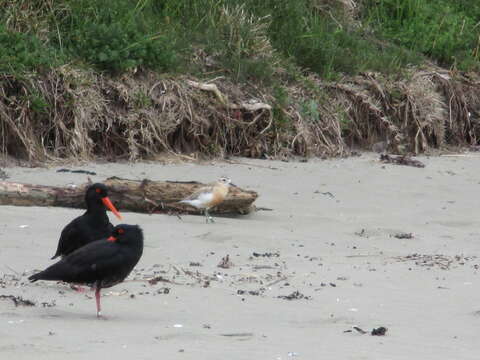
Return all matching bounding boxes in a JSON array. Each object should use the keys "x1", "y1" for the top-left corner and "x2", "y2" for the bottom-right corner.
[{"x1": 184, "y1": 192, "x2": 214, "y2": 209}]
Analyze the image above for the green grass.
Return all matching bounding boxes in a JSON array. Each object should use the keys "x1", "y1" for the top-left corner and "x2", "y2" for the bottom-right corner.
[
  {"x1": 0, "y1": 24, "x2": 62, "y2": 73},
  {"x1": 241, "y1": 0, "x2": 423, "y2": 78},
  {"x1": 57, "y1": 0, "x2": 180, "y2": 74},
  {"x1": 363, "y1": 0, "x2": 480, "y2": 71},
  {"x1": 0, "y1": 0, "x2": 478, "y2": 79}
]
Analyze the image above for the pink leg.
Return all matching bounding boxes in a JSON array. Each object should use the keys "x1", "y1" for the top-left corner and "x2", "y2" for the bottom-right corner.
[{"x1": 95, "y1": 288, "x2": 102, "y2": 318}]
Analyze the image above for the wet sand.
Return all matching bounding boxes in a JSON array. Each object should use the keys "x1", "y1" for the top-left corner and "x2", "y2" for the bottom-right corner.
[{"x1": 1, "y1": 153, "x2": 479, "y2": 359}]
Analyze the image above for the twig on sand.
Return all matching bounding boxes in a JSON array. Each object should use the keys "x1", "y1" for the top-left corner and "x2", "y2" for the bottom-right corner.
[
  {"x1": 255, "y1": 207, "x2": 274, "y2": 212},
  {"x1": 265, "y1": 276, "x2": 288, "y2": 288},
  {"x1": 172, "y1": 265, "x2": 182, "y2": 276},
  {"x1": 147, "y1": 276, "x2": 181, "y2": 286},
  {"x1": 223, "y1": 159, "x2": 279, "y2": 170},
  {"x1": 220, "y1": 332, "x2": 254, "y2": 337}
]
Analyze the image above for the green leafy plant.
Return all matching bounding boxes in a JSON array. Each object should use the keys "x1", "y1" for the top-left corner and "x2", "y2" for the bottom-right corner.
[
  {"x1": 58, "y1": 0, "x2": 179, "y2": 74},
  {"x1": 133, "y1": 90, "x2": 152, "y2": 109},
  {"x1": 0, "y1": 25, "x2": 60, "y2": 73}
]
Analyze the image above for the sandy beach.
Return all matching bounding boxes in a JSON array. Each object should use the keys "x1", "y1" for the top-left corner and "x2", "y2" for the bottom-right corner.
[{"x1": 1, "y1": 153, "x2": 479, "y2": 359}]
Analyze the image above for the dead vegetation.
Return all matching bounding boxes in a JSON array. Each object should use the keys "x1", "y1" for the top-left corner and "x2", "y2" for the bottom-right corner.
[
  {"x1": 0, "y1": 65, "x2": 480, "y2": 163},
  {"x1": 311, "y1": 0, "x2": 359, "y2": 22},
  {"x1": 322, "y1": 67, "x2": 480, "y2": 155}
]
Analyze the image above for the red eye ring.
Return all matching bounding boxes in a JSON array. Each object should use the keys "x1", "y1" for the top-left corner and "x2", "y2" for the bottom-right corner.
[
  {"x1": 95, "y1": 188, "x2": 101, "y2": 193},
  {"x1": 118, "y1": 228, "x2": 125, "y2": 234}
]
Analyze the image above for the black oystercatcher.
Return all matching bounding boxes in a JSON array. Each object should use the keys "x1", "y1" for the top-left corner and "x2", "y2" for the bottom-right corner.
[
  {"x1": 51, "y1": 183, "x2": 122, "y2": 259},
  {"x1": 29, "y1": 224, "x2": 144, "y2": 317}
]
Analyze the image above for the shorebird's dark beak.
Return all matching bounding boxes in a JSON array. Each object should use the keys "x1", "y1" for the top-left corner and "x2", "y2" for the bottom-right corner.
[
  {"x1": 230, "y1": 183, "x2": 238, "y2": 187},
  {"x1": 102, "y1": 197, "x2": 123, "y2": 220}
]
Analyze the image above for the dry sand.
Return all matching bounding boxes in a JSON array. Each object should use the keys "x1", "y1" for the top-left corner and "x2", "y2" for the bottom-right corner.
[{"x1": 1, "y1": 153, "x2": 479, "y2": 359}]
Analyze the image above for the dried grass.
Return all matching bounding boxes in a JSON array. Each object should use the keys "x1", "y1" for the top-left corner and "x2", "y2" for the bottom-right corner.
[
  {"x1": 1, "y1": 0, "x2": 68, "y2": 42},
  {"x1": 310, "y1": 0, "x2": 359, "y2": 24},
  {"x1": 283, "y1": 79, "x2": 347, "y2": 157},
  {"x1": 322, "y1": 66, "x2": 480, "y2": 154},
  {"x1": 218, "y1": 4, "x2": 275, "y2": 61},
  {"x1": 1, "y1": 64, "x2": 479, "y2": 163},
  {"x1": 0, "y1": 67, "x2": 317, "y2": 162}
]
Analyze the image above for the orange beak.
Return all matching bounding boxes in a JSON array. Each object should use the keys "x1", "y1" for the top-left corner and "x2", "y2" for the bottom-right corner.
[
  {"x1": 101, "y1": 197, "x2": 122, "y2": 220},
  {"x1": 107, "y1": 235, "x2": 117, "y2": 242}
]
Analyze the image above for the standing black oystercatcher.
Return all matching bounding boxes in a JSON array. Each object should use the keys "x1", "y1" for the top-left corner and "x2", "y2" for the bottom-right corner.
[
  {"x1": 29, "y1": 224, "x2": 144, "y2": 318},
  {"x1": 51, "y1": 183, "x2": 122, "y2": 259}
]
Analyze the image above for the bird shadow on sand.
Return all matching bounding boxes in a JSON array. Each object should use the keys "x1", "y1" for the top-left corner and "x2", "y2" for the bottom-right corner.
[{"x1": 177, "y1": 212, "x2": 256, "y2": 224}]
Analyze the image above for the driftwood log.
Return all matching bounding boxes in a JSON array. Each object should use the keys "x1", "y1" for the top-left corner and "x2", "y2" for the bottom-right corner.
[{"x1": 0, "y1": 177, "x2": 258, "y2": 215}]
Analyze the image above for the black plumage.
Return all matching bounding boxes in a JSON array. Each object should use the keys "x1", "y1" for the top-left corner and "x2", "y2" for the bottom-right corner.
[
  {"x1": 30, "y1": 224, "x2": 144, "y2": 317},
  {"x1": 51, "y1": 183, "x2": 122, "y2": 259}
]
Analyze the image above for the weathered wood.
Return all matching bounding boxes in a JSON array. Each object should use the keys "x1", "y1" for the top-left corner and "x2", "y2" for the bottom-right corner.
[{"x1": 0, "y1": 177, "x2": 259, "y2": 215}]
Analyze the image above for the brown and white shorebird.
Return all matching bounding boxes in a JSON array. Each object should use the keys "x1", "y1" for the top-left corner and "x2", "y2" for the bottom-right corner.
[{"x1": 179, "y1": 177, "x2": 234, "y2": 223}]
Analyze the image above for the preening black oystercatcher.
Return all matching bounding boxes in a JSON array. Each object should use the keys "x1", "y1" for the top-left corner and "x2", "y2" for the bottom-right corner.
[
  {"x1": 51, "y1": 183, "x2": 122, "y2": 259},
  {"x1": 29, "y1": 224, "x2": 144, "y2": 317}
]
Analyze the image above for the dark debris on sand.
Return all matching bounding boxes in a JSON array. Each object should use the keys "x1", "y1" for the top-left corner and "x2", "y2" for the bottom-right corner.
[
  {"x1": 56, "y1": 169, "x2": 97, "y2": 175},
  {"x1": 148, "y1": 276, "x2": 173, "y2": 285},
  {"x1": 393, "y1": 232, "x2": 414, "y2": 239},
  {"x1": 41, "y1": 300, "x2": 56, "y2": 307},
  {"x1": 394, "y1": 253, "x2": 476, "y2": 270},
  {"x1": 380, "y1": 154, "x2": 425, "y2": 168},
  {"x1": 0, "y1": 295, "x2": 35, "y2": 307},
  {"x1": 237, "y1": 289, "x2": 263, "y2": 296},
  {"x1": 371, "y1": 326, "x2": 388, "y2": 336},
  {"x1": 252, "y1": 252, "x2": 280, "y2": 258},
  {"x1": 277, "y1": 291, "x2": 311, "y2": 300},
  {"x1": 347, "y1": 326, "x2": 388, "y2": 336}
]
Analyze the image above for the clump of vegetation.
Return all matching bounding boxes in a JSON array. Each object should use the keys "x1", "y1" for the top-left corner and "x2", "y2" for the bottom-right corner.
[
  {"x1": 58, "y1": 0, "x2": 179, "y2": 74},
  {"x1": 363, "y1": 0, "x2": 480, "y2": 71},
  {"x1": 0, "y1": 25, "x2": 61, "y2": 73}
]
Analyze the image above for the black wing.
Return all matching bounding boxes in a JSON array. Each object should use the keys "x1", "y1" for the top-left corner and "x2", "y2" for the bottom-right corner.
[
  {"x1": 51, "y1": 215, "x2": 113, "y2": 259},
  {"x1": 32, "y1": 240, "x2": 127, "y2": 284},
  {"x1": 51, "y1": 218, "x2": 82, "y2": 259}
]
